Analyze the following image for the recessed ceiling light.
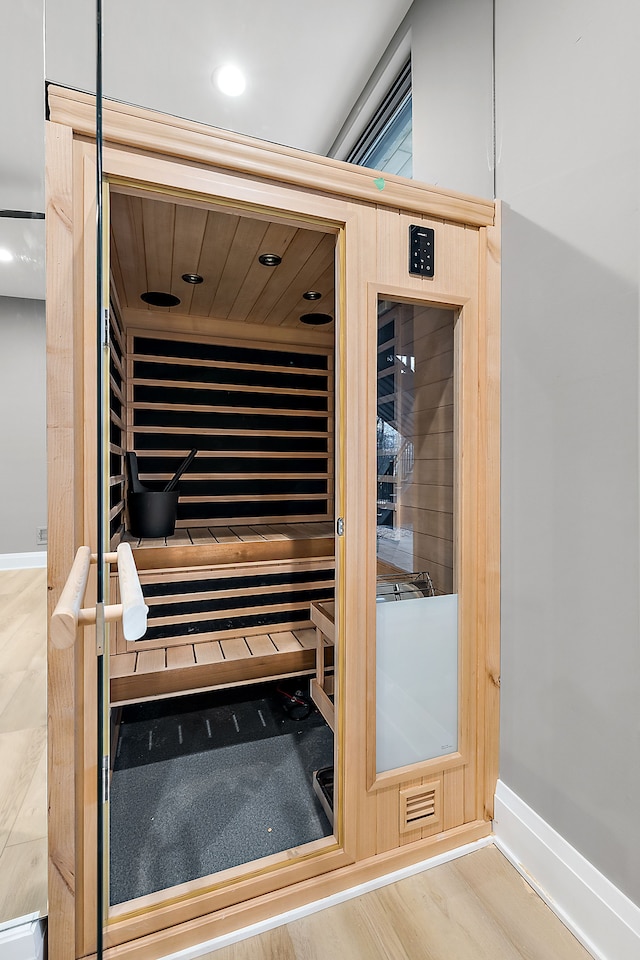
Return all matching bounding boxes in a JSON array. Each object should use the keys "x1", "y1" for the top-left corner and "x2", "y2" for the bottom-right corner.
[
  {"x1": 140, "y1": 291, "x2": 181, "y2": 307},
  {"x1": 300, "y1": 313, "x2": 333, "y2": 326},
  {"x1": 258, "y1": 253, "x2": 282, "y2": 267},
  {"x1": 182, "y1": 273, "x2": 204, "y2": 284},
  {"x1": 0, "y1": 248, "x2": 13, "y2": 263},
  {"x1": 303, "y1": 291, "x2": 322, "y2": 301},
  {"x1": 215, "y1": 64, "x2": 246, "y2": 97}
]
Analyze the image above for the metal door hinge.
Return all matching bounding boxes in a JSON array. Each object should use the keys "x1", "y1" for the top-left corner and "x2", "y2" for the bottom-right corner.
[
  {"x1": 95, "y1": 601, "x2": 105, "y2": 656},
  {"x1": 336, "y1": 517, "x2": 345, "y2": 537},
  {"x1": 102, "y1": 756, "x2": 109, "y2": 804}
]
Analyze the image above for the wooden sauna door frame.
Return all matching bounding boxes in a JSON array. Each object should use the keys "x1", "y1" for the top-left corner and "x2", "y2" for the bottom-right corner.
[
  {"x1": 366, "y1": 286, "x2": 472, "y2": 793},
  {"x1": 88, "y1": 152, "x2": 359, "y2": 951}
]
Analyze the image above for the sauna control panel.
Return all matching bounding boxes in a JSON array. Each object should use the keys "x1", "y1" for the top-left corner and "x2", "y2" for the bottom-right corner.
[{"x1": 409, "y1": 224, "x2": 435, "y2": 277}]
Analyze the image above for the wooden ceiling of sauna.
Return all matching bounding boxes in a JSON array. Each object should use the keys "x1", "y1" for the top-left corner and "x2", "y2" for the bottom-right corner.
[{"x1": 109, "y1": 192, "x2": 336, "y2": 329}]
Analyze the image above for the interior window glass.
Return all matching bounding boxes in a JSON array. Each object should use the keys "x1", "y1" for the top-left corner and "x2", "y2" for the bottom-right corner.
[{"x1": 375, "y1": 298, "x2": 458, "y2": 772}]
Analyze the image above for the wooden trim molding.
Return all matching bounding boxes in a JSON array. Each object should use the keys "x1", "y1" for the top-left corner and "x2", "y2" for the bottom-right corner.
[
  {"x1": 103, "y1": 822, "x2": 492, "y2": 958},
  {"x1": 47, "y1": 85, "x2": 495, "y2": 228},
  {"x1": 46, "y1": 119, "x2": 78, "y2": 960},
  {"x1": 494, "y1": 781, "x2": 640, "y2": 960}
]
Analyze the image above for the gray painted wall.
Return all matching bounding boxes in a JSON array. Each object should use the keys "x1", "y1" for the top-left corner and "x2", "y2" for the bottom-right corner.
[
  {"x1": 409, "y1": 0, "x2": 494, "y2": 200},
  {"x1": 0, "y1": 297, "x2": 47, "y2": 555},
  {"x1": 496, "y1": 0, "x2": 640, "y2": 904},
  {"x1": 403, "y1": 0, "x2": 640, "y2": 907}
]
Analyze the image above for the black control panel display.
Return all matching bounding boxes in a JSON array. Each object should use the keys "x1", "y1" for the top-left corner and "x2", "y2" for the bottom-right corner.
[{"x1": 409, "y1": 224, "x2": 435, "y2": 277}]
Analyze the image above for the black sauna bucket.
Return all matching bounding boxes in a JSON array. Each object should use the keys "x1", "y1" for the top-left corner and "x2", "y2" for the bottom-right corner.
[
  {"x1": 126, "y1": 449, "x2": 197, "y2": 538},
  {"x1": 128, "y1": 490, "x2": 179, "y2": 538}
]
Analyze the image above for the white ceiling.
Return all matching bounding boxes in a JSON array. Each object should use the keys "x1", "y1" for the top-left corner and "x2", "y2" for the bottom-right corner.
[{"x1": 0, "y1": 0, "x2": 413, "y2": 301}]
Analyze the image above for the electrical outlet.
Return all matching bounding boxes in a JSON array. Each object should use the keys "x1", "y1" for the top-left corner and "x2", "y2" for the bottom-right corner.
[{"x1": 36, "y1": 526, "x2": 48, "y2": 546}]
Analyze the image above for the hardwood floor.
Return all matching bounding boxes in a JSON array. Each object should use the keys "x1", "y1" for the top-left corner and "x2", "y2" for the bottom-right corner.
[
  {"x1": 201, "y1": 846, "x2": 594, "y2": 960},
  {"x1": 0, "y1": 567, "x2": 47, "y2": 924},
  {"x1": 0, "y1": 569, "x2": 594, "y2": 959}
]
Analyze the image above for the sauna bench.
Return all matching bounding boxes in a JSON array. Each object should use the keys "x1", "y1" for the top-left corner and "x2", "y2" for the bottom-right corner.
[
  {"x1": 119, "y1": 522, "x2": 335, "y2": 572},
  {"x1": 109, "y1": 547, "x2": 335, "y2": 704},
  {"x1": 110, "y1": 628, "x2": 318, "y2": 705}
]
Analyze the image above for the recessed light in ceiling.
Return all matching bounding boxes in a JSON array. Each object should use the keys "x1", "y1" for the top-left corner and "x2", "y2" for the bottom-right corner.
[
  {"x1": 182, "y1": 273, "x2": 204, "y2": 284},
  {"x1": 303, "y1": 291, "x2": 322, "y2": 301},
  {"x1": 214, "y1": 64, "x2": 246, "y2": 97},
  {"x1": 258, "y1": 253, "x2": 282, "y2": 267},
  {"x1": 140, "y1": 291, "x2": 181, "y2": 307},
  {"x1": 300, "y1": 313, "x2": 333, "y2": 326},
  {"x1": 0, "y1": 248, "x2": 14, "y2": 263}
]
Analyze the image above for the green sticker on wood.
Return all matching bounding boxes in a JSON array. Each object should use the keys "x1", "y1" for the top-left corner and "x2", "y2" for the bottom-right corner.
[{"x1": 373, "y1": 177, "x2": 385, "y2": 191}]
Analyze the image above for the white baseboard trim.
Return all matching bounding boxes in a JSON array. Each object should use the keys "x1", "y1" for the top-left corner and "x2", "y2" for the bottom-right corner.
[
  {"x1": 0, "y1": 551, "x2": 47, "y2": 570},
  {"x1": 162, "y1": 836, "x2": 493, "y2": 960},
  {"x1": 0, "y1": 915, "x2": 46, "y2": 960},
  {"x1": 493, "y1": 779, "x2": 640, "y2": 960}
]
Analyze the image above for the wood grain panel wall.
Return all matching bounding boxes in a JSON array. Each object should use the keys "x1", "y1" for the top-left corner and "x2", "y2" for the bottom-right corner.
[
  {"x1": 109, "y1": 192, "x2": 336, "y2": 329},
  {"x1": 124, "y1": 331, "x2": 334, "y2": 530}
]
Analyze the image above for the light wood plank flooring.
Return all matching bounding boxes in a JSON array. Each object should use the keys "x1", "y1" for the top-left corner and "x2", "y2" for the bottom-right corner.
[
  {"x1": 0, "y1": 567, "x2": 47, "y2": 924},
  {"x1": 203, "y1": 846, "x2": 593, "y2": 960},
  {"x1": 0, "y1": 569, "x2": 595, "y2": 960}
]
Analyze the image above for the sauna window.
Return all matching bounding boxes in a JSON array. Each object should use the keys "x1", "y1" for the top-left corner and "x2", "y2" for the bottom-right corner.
[
  {"x1": 375, "y1": 298, "x2": 458, "y2": 772},
  {"x1": 347, "y1": 58, "x2": 412, "y2": 178}
]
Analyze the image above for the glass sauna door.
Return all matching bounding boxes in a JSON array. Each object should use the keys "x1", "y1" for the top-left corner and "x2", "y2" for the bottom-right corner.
[
  {"x1": 101, "y1": 174, "x2": 344, "y2": 929},
  {"x1": 375, "y1": 297, "x2": 458, "y2": 774}
]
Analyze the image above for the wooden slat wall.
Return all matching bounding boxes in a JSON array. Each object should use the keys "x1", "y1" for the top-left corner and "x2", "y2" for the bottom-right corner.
[
  {"x1": 120, "y1": 557, "x2": 335, "y2": 654},
  {"x1": 124, "y1": 331, "x2": 334, "y2": 531},
  {"x1": 109, "y1": 300, "x2": 127, "y2": 547}
]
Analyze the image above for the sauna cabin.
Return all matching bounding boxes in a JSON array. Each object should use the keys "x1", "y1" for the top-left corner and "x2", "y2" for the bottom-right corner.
[{"x1": 46, "y1": 86, "x2": 500, "y2": 960}]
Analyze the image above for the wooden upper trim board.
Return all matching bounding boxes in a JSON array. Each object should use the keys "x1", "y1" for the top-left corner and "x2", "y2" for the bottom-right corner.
[{"x1": 47, "y1": 85, "x2": 495, "y2": 228}]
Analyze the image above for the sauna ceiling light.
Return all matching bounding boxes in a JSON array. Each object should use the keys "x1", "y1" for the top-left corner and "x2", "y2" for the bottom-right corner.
[
  {"x1": 140, "y1": 291, "x2": 181, "y2": 307},
  {"x1": 214, "y1": 64, "x2": 246, "y2": 97},
  {"x1": 303, "y1": 291, "x2": 322, "y2": 301},
  {"x1": 300, "y1": 313, "x2": 333, "y2": 326},
  {"x1": 0, "y1": 248, "x2": 13, "y2": 263},
  {"x1": 182, "y1": 273, "x2": 204, "y2": 284},
  {"x1": 258, "y1": 253, "x2": 282, "y2": 267}
]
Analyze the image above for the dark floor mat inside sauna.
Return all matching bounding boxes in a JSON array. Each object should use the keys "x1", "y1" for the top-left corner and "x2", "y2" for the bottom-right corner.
[{"x1": 109, "y1": 682, "x2": 334, "y2": 905}]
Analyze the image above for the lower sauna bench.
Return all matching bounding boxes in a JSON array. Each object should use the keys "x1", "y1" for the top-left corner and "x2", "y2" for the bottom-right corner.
[
  {"x1": 110, "y1": 553, "x2": 334, "y2": 704},
  {"x1": 110, "y1": 629, "x2": 320, "y2": 704}
]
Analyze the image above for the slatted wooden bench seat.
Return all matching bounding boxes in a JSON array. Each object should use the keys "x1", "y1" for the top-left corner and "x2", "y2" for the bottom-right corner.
[
  {"x1": 121, "y1": 523, "x2": 335, "y2": 573},
  {"x1": 110, "y1": 627, "x2": 318, "y2": 704},
  {"x1": 109, "y1": 546, "x2": 334, "y2": 704}
]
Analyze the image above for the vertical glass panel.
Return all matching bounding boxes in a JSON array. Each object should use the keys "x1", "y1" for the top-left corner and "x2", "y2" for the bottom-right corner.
[
  {"x1": 376, "y1": 298, "x2": 458, "y2": 773},
  {"x1": 106, "y1": 196, "x2": 338, "y2": 904}
]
